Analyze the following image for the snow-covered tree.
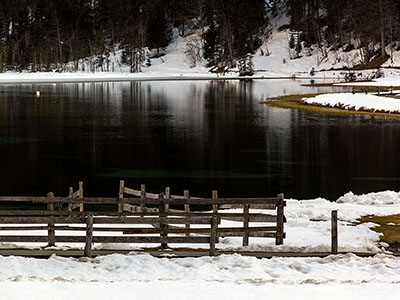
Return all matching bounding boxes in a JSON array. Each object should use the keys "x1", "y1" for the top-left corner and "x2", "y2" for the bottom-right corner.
[{"x1": 238, "y1": 54, "x2": 254, "y2": 76}]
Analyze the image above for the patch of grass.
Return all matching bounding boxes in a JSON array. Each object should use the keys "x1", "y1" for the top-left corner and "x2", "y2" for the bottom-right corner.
[
  {"x1": 359, "y1": 215, "x2": 400, "y2": 244},
  {"x1": 261, "y1": 94, "x2": 400, "y2": 119}
]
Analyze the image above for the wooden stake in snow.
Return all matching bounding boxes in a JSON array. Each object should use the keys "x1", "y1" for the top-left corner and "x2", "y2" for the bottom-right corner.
[{"x1": 331, "y1": 210, "x2": 338, "y2": 254}]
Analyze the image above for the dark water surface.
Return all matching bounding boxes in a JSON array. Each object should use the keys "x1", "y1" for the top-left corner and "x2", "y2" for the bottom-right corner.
[{"x1": 0, "y1": 79, "x2": 399, "y2": 201}]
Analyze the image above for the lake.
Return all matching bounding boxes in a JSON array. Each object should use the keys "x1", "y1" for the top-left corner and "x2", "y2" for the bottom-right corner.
[{"x1": 0, "y1": 79, "x2": 399, "y2": 201}]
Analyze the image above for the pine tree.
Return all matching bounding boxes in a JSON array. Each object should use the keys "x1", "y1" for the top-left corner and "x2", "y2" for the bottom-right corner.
[{"x1": 146, "y1": 1, "x2": 172, "y2": 55}]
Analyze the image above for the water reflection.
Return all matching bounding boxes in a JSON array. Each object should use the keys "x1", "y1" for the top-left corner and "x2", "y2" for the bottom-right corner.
[{"x1": 0, "y1": 80, "x2": 399, "y2": 201}]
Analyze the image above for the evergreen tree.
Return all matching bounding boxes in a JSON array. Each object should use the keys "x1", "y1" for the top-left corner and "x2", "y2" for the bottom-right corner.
[{"x1": 146, "y1": 1, "x2": 172, "y2": 55}]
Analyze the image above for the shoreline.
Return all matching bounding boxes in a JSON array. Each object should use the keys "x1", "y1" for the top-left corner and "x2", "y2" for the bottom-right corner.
[
  {"x1": 0, "y1": 71, "x2": 342, "y2": 84},
  {"x1": 262, "y1": 94, "x2": 400, "y2": 118}
]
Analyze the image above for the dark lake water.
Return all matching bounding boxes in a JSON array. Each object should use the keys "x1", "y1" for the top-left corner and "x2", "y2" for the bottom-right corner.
[{"x1": 0, "y1": 79, "x2": 399, "y2": 201}]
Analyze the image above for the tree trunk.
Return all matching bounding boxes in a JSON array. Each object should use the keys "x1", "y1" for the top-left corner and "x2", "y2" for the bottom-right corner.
[{"x1": 379, "y1": 0, "x2": 385, "y2": 58}]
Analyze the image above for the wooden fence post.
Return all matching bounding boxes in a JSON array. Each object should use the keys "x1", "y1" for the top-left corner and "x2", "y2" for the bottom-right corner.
[
  {"x1": 209, "y1": 215, "x2": 217, "y2": 256},
  {"x1": 243, "y1": 204, "x2": 250, "y2": 246},
  {"x1": 276, "y1": 193, "x2": 285, "y2": 245},
  {"x1": 79, "y1": 181, "x2": 84, "y2": 212},
  {"x1": 212, "y1": 190, "x2": 219, "y2": 243},
  {"x1": 159, "y1": 193, "x2": 167, "y2": 249},
  {"x1": 84, "y1": 215, "x2": 94, "y2": 257},
  {"x1": 165, "y1": 187, "x2": 170, "y2": 212},
  {"x1": 47, "y1": 192, "x2": 55, "y2": 247},
  {"x1": 68, "y1": 187, "x2": 73, "y2": 212},
  {"x1": 140, "y1": 184, "x2": 146, "y2": 213},
  {"x1": 331, "y1": 210, "x2": 338, "y2": 254},
  {"x1": 184, "y1": 190, "x2": 190, "y2": 237},
  {"x1": 118, "y1": 180, "x2": 124, "y2": 213}
]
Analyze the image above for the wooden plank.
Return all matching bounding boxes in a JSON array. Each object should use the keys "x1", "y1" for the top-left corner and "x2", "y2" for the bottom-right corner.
[
  {"x1": 276, "y1": 193, "x2": 285, "y2": 245},
  {"x1": 0, "y1": 217, "x2": 86, "y2": 224},
  {"x1": 164, "y1": 187, "x2": 170, "y2": 212},
  {"x1": 29, "y1": 197, "x2": 282, "y2": 205},
  {"x1": 79, "y1": 182, "x2": 84, "y2": 212},
  {"x1": 123, "y1": 187, "x2": 141, "y2": 197},
  {"x1": 47, "y1": 192, "x2": 55, "y2": 247},
  {"x1": 118, "y1": 180, "x2": 124, "y2": 213},
  {"x1": 0, "y1": 236, "x2": 87, "y2": 243},
  {"x1": 123, "y1": 226, "x2": 278, "y2": 235},
  {"x1": 0, "y1": 235, "x2": 211, "y2": 244},
  {"x1": 159, "y1": 193, "x2": 168, "y2": 249},
  {"x1": 92, "y1": 217, "x2": 214, "y2": 225},
  {"x1": 140, "y1": 184, "x2": 146, "y2": 212},
  {"x1": 0, "y1": 225, "x2": 86, "y2": 231},
  {"x1": 0, "y1": 196, "x2": 52, "y2": 202},
  {"x1": 84, "y1": 215, "x2": 93, "y2": 257},
  {"x1": 0, "y1": 216, "x2": 215, "y2": 225},
  {"x1": 218, "y1": 232, "x2": 277, "y2": 238},
  {"x1": 68, "y1": 187, "x2": 73, "y2": 212},
  {"x1": 212, "y1": 190, "x2": 219, "y2": 243},
  {"x1": 0, "y1": 225, "x2": 278, "y2": 234},
  {"x1": 331, "y1": 210, "x2": 338, "y2": 254},
  {"x1": 184, "y1": 190, "x2": 190, "y2": 237},
  {"x1": 209, "y1": 216, "x2": 217, "y2": 256},
  {"x1": 122, "y1": 186, "x2": 201, "y2": 201},
  {"x1": 92, "y1": 236, "x2": 211, "y2": 244},
  {"x1": 243, "y1": 204, "x2": 249, "y2": 246},
  {"x1": 221, "y1": 215, "x2": 277, "y2": 222},
  {"x1": 0, "y1": 210, "x2": 272, "y2": 219},
  {"x1": 219, "y1": 204, "x2": 277, "y2": 210}
]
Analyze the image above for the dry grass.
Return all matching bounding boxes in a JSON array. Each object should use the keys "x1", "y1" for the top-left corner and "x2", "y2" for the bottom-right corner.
[
  {"x1": 359, "y1": 215, "x2": 400, "y2": 244},
  {"x1": 261, "y1": 94, "x2": 400, "y2": 119}
]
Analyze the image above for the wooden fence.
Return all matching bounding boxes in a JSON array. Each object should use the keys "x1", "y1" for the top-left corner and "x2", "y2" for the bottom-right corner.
[{"x1": 0, "y1": 181, "x2": 286, "y2": 256}]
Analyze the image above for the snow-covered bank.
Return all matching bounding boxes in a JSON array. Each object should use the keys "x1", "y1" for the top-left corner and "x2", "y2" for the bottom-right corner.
[
  {"x1": 2, "y1": 190, "x2": 400, "y2": 299},
  {"x1": 1, "y1": 253, "x2": 400, "y2": 300},
  {"x1": 0, "y1": 70, "x2": 336, "y2": 84},
  {"x1": 337, "y1": 76, "x2": 400, "y2": 87},
  {"x1": 302, "y1": 93, "x2": 400, "y2": 114}
]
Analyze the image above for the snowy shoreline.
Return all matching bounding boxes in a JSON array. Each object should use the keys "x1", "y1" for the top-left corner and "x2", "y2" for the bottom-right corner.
[
  {"x1": 0, "y1": 71, "x2": 339, "y2": 84},
  {"x1": 302, "y1": 93, "x2": 400, "y2": 114}
]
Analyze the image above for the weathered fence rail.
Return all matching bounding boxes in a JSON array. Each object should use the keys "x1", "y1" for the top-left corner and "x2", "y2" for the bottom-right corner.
[{"x1": 0, "y1": 181, "x2": 286, "y2": 256}]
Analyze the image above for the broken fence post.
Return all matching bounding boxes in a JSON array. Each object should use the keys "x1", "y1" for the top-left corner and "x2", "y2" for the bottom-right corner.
[{"x1": 331, "y1": 210, "x2": 338, "y2": 254}]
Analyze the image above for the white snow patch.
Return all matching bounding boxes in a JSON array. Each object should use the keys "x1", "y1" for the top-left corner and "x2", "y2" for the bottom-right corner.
[
  {"x1": 303, "y1": 93, "x2": 400, "y2": 113},
  {"x1": 0, "y1": 253, "x2": 400, "y2": 299}
]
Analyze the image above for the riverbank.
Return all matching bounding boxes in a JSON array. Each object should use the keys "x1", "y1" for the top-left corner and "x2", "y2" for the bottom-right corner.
[
  {"x1": 263, "y1": 92, "x2": 400, "y2": 118},
  {"x1": 0, "y1": 70, "x2": 341, "y2": 84}
]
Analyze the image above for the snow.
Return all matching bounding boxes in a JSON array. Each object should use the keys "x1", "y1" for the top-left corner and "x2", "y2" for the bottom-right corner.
[
  {"x1": 337, "y1": 76, "x2": 400, "y2": 87},
  {"x1": 1, "y1": 253, "x2": 400, "y2": 299},
  {"x1": 0, "y1": 25, "x2": 398, "y2": 85},
  {"x1": 0, "y1": 27, "x2": 368, "y2": 83},
  {"x1": 0, "y1": 166, "x2": 398, "y2": 299},
  {"x1": 302, "y1": 93, "x2": 400, "y2": 113}
]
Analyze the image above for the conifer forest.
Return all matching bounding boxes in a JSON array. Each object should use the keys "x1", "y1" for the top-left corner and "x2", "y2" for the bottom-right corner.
[{"x1": 0, "y1": 0, "x2": 399, "y2": 72}]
